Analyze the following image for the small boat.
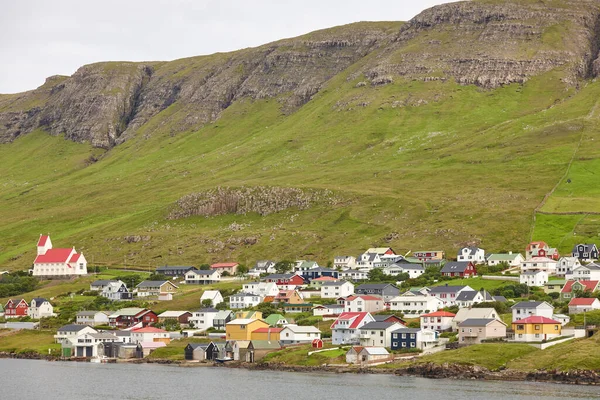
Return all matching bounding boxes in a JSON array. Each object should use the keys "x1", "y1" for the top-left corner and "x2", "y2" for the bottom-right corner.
[{"x1": 214, "y1": 357, "x2": 233, "y2": 363}]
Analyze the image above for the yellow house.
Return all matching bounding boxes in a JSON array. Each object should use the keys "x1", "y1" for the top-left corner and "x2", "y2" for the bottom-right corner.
[
  {"x1": 235, "y1": 311, "x2": 263, "y2": 320},
  {"x1": 226, "y1": 318, "x2": 269, "y2": 340},
  {"x1": 250, "y1": 327, "x2": 282, "y2": 341},
  {"x1": 511, "y1": 316, "x2": 561, "y2": 342}
]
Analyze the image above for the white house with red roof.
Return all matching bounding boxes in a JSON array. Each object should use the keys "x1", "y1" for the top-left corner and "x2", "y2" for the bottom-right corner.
[
  {"x1": 568, "y1": 298, "x2": 600, "y2": 314},
  {"x1": 32, "y1": 235, "x2": 87, "y2": 277},
  {"x1": 420, "y1": 311, "x2": 455, "y2": 332},
  {"x1": 210, "y1": 262, "x2": 239, "y2": 275},
  {"x1": 130, "y1": 327, "x2": 171, "y2": 344},
  {"x1": 343, "y1": 295, "x2": 385, "y2": 313},
  {"x1": 331, "y1": 312, "x2": 375, "y2": 344}
]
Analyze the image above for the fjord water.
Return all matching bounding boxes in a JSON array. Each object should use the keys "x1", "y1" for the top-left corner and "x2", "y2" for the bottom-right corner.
[{"x1": 1, "y1": 359, "x2": 599, "y2": 400}]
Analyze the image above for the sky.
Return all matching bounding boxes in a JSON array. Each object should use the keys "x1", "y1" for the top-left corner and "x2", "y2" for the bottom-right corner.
[{"x1": 0, "y1": 0, "x2": 451, "y2": 94}]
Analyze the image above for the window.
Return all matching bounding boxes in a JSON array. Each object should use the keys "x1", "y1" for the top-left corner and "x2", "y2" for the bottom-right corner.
[
  {"x1": 535, "y1": 334, "x2": 540, "y2": 338},
  {"x1": 516, "y1": 325, "x2": 524, "y2": 330},
  {"x1": 554, "y1": 325, "x2": 559, "y2": 330},
  {"x1": 401, "y1": 342, "x2": 406, "y2": 348},
  {"x1": 401, "y1": 334, "x2": 406, "y2": 339},
  {"x1": 534, "y1": 325, "x2": 540, "y2": 330},
  {"x1": 410, "y1": 342, "x2": 415, "y2": 348}
]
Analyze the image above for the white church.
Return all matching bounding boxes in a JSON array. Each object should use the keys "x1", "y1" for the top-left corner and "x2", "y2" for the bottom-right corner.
[{"x1": 32, "y1": 235, "x2": 88, "y2": 277}]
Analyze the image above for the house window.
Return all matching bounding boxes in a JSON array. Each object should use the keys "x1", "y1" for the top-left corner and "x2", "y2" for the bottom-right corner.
[
  {"x1": 401, "y1": 342, "x2": 406, "y2": 348},
  {"x1": 410, "y1": 343, "x2": 415, "y2": 348},
  {"x1": 517, "y1": 325, "x2": 524, "y2": 330},
  {"x1": 401, "y1": 334, "x2": 406, "y2": 339},
  {"x1": 554, "y1": 325, "x2": 559, "y2": 330},
  {"x1": 535, "y1": 334, "x2": 540, "y2": 338},
  {"x1": 534, "y1": 325, "x2": 540, "y2": 331}
]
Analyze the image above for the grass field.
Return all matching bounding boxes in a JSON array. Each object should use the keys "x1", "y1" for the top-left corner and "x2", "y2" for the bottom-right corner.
[
  {"x1": 262, "y1": 344, "x2": 347, "y2": 366},
  {"x1": 0, "y1": 330, "x2": 60, "y2": 355}
]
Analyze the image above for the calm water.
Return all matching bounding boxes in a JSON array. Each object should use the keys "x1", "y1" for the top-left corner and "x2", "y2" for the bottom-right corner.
[{"x1": 0, "y1": 359, "x2": 599, "y2": 400}]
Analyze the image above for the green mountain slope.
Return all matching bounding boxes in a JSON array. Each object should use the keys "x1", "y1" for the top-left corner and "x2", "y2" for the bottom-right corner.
[{"x1": 1, "y1": 0, "x2": 600, "y2": 270}]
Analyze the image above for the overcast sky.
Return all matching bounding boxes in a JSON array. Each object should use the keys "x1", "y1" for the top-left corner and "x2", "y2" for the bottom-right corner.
[{"x1": 1, "y1": 0, "x2": 451, "y2": 94}]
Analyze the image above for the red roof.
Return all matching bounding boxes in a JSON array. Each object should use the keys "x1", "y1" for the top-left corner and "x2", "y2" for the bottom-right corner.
[
  {"x1": 132, "y1": 327, "x2": 167, "y2": 333},
  {"x1": 313, "y1": 276, "x2": 338, "y2": 281},
  {"x1": 69, "y1": 253, "x2": 81, "y2": 263},
  {"x1": 421, "y1": 311, "x2": 455, "y2": 317},
  {"x1": 561, "y1": 280, "x2": 599, "y2": 293},
  {"x1": 345, "y1": 295, "x2": 382, "y2": 302},
  {"x1": 37, "y1": 235, "x2": 49, "y2": 247},
  {"x1": 515, "y1": 316, "x2": 559, "y2": 324},
  {"x1": 526, "y1": 241, "x2": 548, "y2": 251},
  {"x1": 211, "y1": 263, "x2": 239, "y2": 268},
  {"x1": 331, "y1": 312, "x2": 371, "y2": 329},
  {"x1": 252, "y1": 327, "x2": 283, "y2": 333},
  {"x1": 34, "y1": 248, "x2": 74, "y2": 264},
  {"x1": 569, "y1": 298, "x2": 599, "y2": 306}
]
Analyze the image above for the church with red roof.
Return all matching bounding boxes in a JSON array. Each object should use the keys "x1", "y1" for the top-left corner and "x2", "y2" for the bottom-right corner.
[{"x1": 32, "y1": 235, "x2": 87, "y2": 277}]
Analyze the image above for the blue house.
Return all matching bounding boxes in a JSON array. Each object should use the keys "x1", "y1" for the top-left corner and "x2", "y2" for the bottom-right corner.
[
  {"x1": 301, "y1": 267, "x2": 339, "y2": 281},
  {"x1": 390, "y1": 328, "x2": 438, "y2": 351}
]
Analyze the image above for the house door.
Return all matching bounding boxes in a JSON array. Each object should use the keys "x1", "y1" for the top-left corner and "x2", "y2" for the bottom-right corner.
[
  {"x1": 86, "y1": 347, "x2": 93, "y2": 357},
  {"x1": 248, "y1": 351, "x2": 254, "y2": 363}
]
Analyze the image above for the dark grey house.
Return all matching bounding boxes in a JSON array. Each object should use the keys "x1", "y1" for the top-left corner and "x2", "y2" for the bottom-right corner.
[
  {"x1": 155, "y1": 265, "x2": 197, "y2": 277},
  {"x1": 355, "y1": 283, "x2": 400, "y2": 302}
]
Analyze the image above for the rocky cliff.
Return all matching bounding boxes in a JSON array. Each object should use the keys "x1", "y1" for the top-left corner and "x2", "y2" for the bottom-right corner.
[{"x1": 2, "y1": 0, "x2": 600, "y2": 148}]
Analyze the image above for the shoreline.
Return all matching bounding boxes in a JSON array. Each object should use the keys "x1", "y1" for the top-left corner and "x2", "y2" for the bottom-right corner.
[{"x1": 1, "y1": 351, "x2": 598, "y2": 385}]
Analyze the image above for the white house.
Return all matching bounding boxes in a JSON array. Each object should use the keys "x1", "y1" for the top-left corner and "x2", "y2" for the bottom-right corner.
[
  {"x1": 200, "y1": 290, "x2": 224, "y2": 307},
  {"x1": 455, "y1": 290, "x2": 494, "y2": 308},
  {"x1": 383, "y1": 263, "x2": 425, "y2": 279},
  {"x1": 457, "y1": 247, "x2": 486, "y2": 263},
  {"x1": 321, "y1": 281, "x2": 354, "y2": 299},
  {"x1": 391, "y1": 328, "x2": 439, "y2": 351},
  {"x1": 344, "y1": 295, "x2": 385, "y2": 313},
  {"x1": 566, "y1": 263, "x2": 600, "y2": 281},
  {"x1": 330, "y1": 312, "x2": 375, "y2": 345},
  {"x1": 188, "y1": 308, "x2": 219, "y2": 330},
  {"x1": 359, "y1": 321, "x2": 403, "y2": 348},
  {"x1": 229, "y1": 293, "x2": 261, "y2": 309},
  {"x1": 279, "y1": 324, "x2": 321, "y2": 345},
  {"x1": 452, "y1": 308, "x2": 501, "y2": 331},
  {"x1": 388, "y1": 294, "x2": 444, "y2": 317},
  {"x1": 54, "y1": 324, "x2": 97, "y2": 344},
  {"x1": 62, "y1": 332, "x2": 118, "y2": 358},
  {"x1": 511, "y1": 301, "x2": 554, "y2": 321},
  {"x1": 568, "y1": 298, "x2": 600, "y2": 314},
  {"x1": 339, "y1": 269, "x2": 369, "y2": 281},
  {"x1": 420, "y1": 311, "x2": 455, "y2": 332},
  {"x1": 101, "y1": 281, "x2": 132, "y2": 301},
  {"x1": 27, "y1": 298, "x2": 55, "y2": 319},
  {"x1": 520, "y1": 270, "x2": 548, "y2": 287},
  {"x1": 32, "y1": 235, "x2": 87, "y2": 277},
  {"x1": 90, "y1": 280, "x2": 119, "y2": 292},
  {"x1": 185, "y1": 269, "x2": 222, "y2": 284},
  {"x1": 557, "y1": 257, "x2": 582, "y2": 277},
  {"x1": 429, "y1": 285, "x2": 474, "y2": 307},
  {"x1": 312, "y1": 304, "x2": 344, "y2": 317},
  {"x1": 76, "y1": 311, "x2": 110, "y2": 326},
  {"x1": 130, "y1": 327, "x2": 170, "y2": 344},
  {"x1": 241, "y1": 282, "x2": 279, "y2": 298},
  {"x1": 486, "y1": 253, "x2": 524, "y2": 267},
  {"x1": 248, "y1": 260, "x2": 276, "y2": 277},
  {"x1": 135, "y1": 280, "x2": 178, "y2": 297},
  {"x1": 334, "y1": 256, "x2": 356, "y2": 270},
  {"x1": 520, "y1": 257, "x2": 557, "y2": 274}
]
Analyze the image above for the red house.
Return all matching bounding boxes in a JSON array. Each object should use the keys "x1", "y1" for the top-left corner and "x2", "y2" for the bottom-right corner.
[
  {"x1": 526, "y1": 241, "x2": 560, "y2": 260},
  {"x1": 263, "y1": 273, "x2": 305, "y2": 287},
  {"x1": 5, "y1": 299, "x2": 29, "y2": 318},
  {"x1": 109, "y1": 308, "x2": 158, "y2": 328},
  {"x1": 136, "y1": 309, "x2": 158, "y2": 327},
  {"x1": 440, "y1": 261, "x2": 477, "y2": 278}
]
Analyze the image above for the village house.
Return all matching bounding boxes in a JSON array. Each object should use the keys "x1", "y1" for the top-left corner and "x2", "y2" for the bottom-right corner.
[
  {"x1": 520, "y1": 270, "x2": 549, "y2": 287},
  {"x1": 248, "y1": 260, "x2": 277, "y2": 277},
  {"x1": 520, "y1": 257, "x2": 558, "y2": 274},
  {"x1": 76, "y1": 311, "x2": 110, "y2": 326},
  {"x1": 230, "y1": 293, "x2": 262, "y2": 309},
  {"x1": 185, "y1": 269, "x2": 222, "y2": 285},
  {"x1": 279, "y1": 324, "x2": 322, "y2": 345},
  {"x1": 157, "y1": 311, "x2": 192, "y2": 327},
  {"x1": 557, "y1": 257, "x2": 582, "y2": 277},
  {"x1": 4, "y1": 299, "x2": 28, "y2": 318},
  {"x1": 242, "y1": 282, "x2": 279, "y2": 298},
  {"x1": 130, "y1": 327, "x2": 171, "y2": 344},
  {"x1": 543, "y1": 280, "x2": 567, "y2": 295},
  {"x1": 294, "y1": 260, "x2": 319, "y2": 274},
  {"x1": 452, "y1": 308, "x2": 501, "y2": 331},
  {"x1": 511, "y1": 301, "x2": 554, "y2": 321},
  {"x1": 263, "y1": 273, "x2": 306, "y2": 289},
  {"x1": 566, "y1": 263, "x2": 600, "y2": 281},
  {"x1": 383, "y1": 263, "x2": 425, "y2": 279},
  {"x1": 135, "y1": 280, "x2": 178, "y2": 297},
  {"x1": 560, "y1": 280, "x2": 599, "y2": 301},
  {"x1": 184, "y1": 342, "x2": 220, "y2": 361},
  {"x1": 210, "y1": 262, "x2": 239, "y2": 275},
  {"x1": 420, "y1": 311, "x2": 455, "y2": 332},
  {"x1": 355, "y1": 283, "x2": 400, "y2": 302},
  {"x1": 101, "y1": 280, "x2": 133, "y2": 301},
  {"x1": 441, "y1": 261, "x2": 477, "y2": 278},
  {"x1": 321, "y1": 281, "x2": 354, "y2": 298},
  {"x1": 212, "y1": 310, "x2": 234, "y2": 330},
  {"x1": 32, "y1": 235, "x2": 87, "y2": 277},
  {"x1": 54, "y1": 324, "x2": 97, "y2": 344},
  {"x1": 334, "y1": 256, "x2": 357, "y2": 270},
  {"x1": 388, "y1": 293, "x2": 443, "y2": 316},
  {"x1": 356, "y1": 247, "x2": 396, "y2": 270},
  {"x1": 455, "y1": 290, "x2": 494, "y2": 308},
  {"x1": 331, "y1": 312, "x2": 375, "y2": 345},
  {"x1": 188, "y1": 308, "x2": 219, "y2": 330},
  {"x1": 90, "y1": 280, "x2": 119, "y2": 292},
  {"x1": 458, "y1": 319, "x2": 507, "y2": 345},
  {"x1": 200, "y1": 290, "x2": 224, "y2": 307},
  {"x1": 309, "y1": 276, "x2": 339, "y2": 288},
  {"x1": 457, "y1": 247, "x2": 486, "y2": 264},
  {"x1": 568, "y1": 298, "x2": 600, "y2": 314},
  {"x1": 412, "y1": 250, "x2": 445, "y2": 262},
  {"x1": 108, "y1": 308, "x2": 157, "y2": 328},
  {"x1": 572, "y1": 243, "x2": 599, "y2": 262},
  {"x1": 338, "y1": 269, "x2": 369, "y2": 282},
  {"x1": 264, "y1": 313, "x2": 288, "y2": 326},
  {"x1": 429, "y1": 285, "x2": 474, "y2": 307},
  {"x1": 281, "y1": 302, "x2": 313, "y2": 313},
  {"x1": 359, "y1": 321, "x2": 404, "y2": 348},
  {"x1": 346, "y1": 346, "x2": 391, "y2": 365},
  {"x1": 61, "y1": 331, "x2": 119, "y2": 358},
  {"x1": 391, "y1": 328, "x2": 438, "y2": 351},
  {"x1": 251, "y1": 327, "x2": 282, "y2": 341},
  {"x1": 344, "y1": 295, "x2": 385, "y2": 313},
  {"x1": 232, "y1": 340, "x2": 282, "y2": 363},
  {"x1": 27, "y1": 297, "x2": 55, "y2": 319},
  {"x1": 526, "y1": 241, "x2": 559, "y2": 260},
  {"x1": 486, "y1": 252, "x2": 524, "y2": 267},
  {"x1": 312, "y1": 304, "x2": 344, "y2": 317},
  {"x1": 155, "y1": 265, "x2": 197, "y2": 277},
  {"x1": 300, "y1": 267, "x2": 339, "y2": 282},
  {"x1": 235, "y1": 310, "x2": 263, "y2": 320},
  {"x1": 226, "y1": 319, "x2": 269, "y2": 341},
  {"x1": 273, "y1": 289, "x2": 303, "y2": 304},
  {"x1": 511, "y1": 316, "x2": 561, "y2": 342}
]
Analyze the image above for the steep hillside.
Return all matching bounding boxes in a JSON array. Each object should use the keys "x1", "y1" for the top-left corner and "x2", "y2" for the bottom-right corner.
[{"x1": 1, "y1": 0, "x2": 600, "y2": 270}]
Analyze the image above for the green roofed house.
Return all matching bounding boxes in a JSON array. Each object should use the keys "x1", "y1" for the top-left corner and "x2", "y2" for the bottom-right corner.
[
  {"x1": 486, "y1": 253, "x2": 524, "y2": 267},
  {"x1": 264, "y1": 313, "x2": 288, "y2": 327}
]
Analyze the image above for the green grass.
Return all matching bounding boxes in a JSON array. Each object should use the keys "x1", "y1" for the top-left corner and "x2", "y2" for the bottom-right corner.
[
  {"x1": 262, "y1": 344, "x2": 346, "y2": 366},
  {"x1": 0, "y1": 330, "x2": 60, "y2": 354},
  {"x1": 146, "y1": 337, "x2": 211, "y2": 360}
]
